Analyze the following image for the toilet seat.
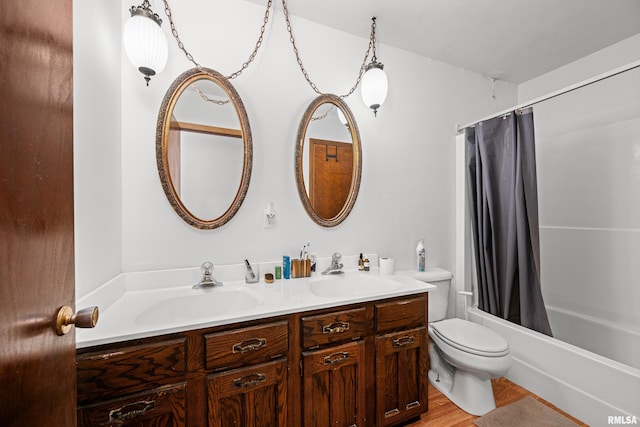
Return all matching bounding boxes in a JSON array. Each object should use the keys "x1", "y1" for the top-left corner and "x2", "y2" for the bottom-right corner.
[{"x1": 430, "y1": 318, "x2": 509, "y2": 357}]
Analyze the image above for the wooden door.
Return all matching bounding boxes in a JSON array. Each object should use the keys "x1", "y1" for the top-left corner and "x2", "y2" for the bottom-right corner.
[
  {"x1": 0, "y1": 0, "x2": 76, "y2": 425},
  {"x1": 302, "y1": 341, "x2": 365, "y2": 427},
  {"x1": 375, "y1": 328, "x2": 428, "y2": 426},
  {"x1": 207, "y1": 359, "x2": 288, "y2": 427},
  {"x1": 309, "y1": 139, "x2": 353, "y2": 219}
]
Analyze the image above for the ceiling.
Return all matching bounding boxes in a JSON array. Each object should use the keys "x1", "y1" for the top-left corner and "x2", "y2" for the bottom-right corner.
[{"x1": 245, "y1": 0, "x2": 640, "y2": 84}]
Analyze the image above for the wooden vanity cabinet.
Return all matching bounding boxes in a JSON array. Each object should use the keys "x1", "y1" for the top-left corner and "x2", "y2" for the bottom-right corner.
[
  {"x1": 300, "y1": 308, "x2": 369, "y2": 426},
  {"x1": 374, "y1": 297, "x2": 429, "y2": 426},
  {"x1": 205, "y1": 320, "x2": 289, "y2": 427},
  {"x1": 76, "y1": 293, "x2": 428, "y2": 427}
]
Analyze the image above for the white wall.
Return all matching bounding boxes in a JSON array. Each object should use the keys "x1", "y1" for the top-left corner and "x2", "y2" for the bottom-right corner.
[
  {"x1": 518, "y1": 34, "x2": 640, "y2": 102},
  {"x1": 73, "y1": 0, "x2": 123, "y2": 299},
  {"x1": 74, "y1": 0, "x2": 516, "y2": 298}
]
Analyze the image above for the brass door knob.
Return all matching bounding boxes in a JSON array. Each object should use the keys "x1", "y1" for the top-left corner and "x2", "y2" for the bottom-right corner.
[{"x1": 55, "y1": 305, "x2": 99, "y2": 336}]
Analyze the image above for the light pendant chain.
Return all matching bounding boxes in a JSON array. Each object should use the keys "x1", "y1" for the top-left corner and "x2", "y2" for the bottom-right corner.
[
  {"x1": 163, "y1": 0, "x2": 274, "y2": 88},
  {"x1": 161, "y1": 0, "x2": 376, "y2": 101},
  {"x1": 281, "y1": 0, "x2": 375, "y2": 98}
]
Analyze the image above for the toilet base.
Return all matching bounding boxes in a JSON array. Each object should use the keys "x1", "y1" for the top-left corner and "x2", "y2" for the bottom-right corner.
[{"x1": 428, "y1": 345, "x2": 497, "y2": 416}]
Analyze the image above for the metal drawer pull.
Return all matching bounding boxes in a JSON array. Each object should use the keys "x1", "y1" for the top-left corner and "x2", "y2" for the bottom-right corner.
[
  {"x1": 232, "y1": 373, "x2": 267, "y2": 388},
  {"x1": 392, "y1": 335, "x2": 415, "y2": 348},
  {"x1": 384, "y1": 409, "x2": 400, "y2": 418},
  {"x1": 322, "y1": 321, "x2": 349, "y2": 334},
  {"x1": 109, "y1": 400, "x2": 156, "y2": 422},
  {"x1": 406, "y1": 401, "x2": 421, "y2": 410},
  {"x1": 323, "y1": 351, "x2": 350, "y2": 365},
  {"x1": 232, "y1": 337, "x2": 267, "y2": 353}
]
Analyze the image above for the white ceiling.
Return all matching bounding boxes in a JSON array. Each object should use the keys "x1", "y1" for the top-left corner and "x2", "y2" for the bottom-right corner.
[{"x1": 245, "y1": 0, "x2": 640, "y2": 84}]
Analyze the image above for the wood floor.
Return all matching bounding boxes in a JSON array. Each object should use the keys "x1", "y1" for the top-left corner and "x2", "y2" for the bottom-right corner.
[{"x1": 405, "y1": 377, "x2": 588, "y2": 426}]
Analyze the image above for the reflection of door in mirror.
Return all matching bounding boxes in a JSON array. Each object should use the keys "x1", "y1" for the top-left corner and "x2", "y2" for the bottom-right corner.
[{"x1": 309, "y1": 138, "x2": 353, "y2": 219}]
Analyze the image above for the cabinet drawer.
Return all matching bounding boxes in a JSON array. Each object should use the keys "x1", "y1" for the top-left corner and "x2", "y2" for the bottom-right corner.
[
  {"x1": 205, "y1": 320, "x2": 288, "y2": 371},
  {"x1": 77, "y1": 382, "x2": 186, "y2": 427},
  {"x1": 77, "y1": 338, "x2": 187, "y2": 405},
  {"x1": 375, "y1": 296, "x2": 426, "y2": 334},
  {"x1": 302, "y1": 307, "x2": 367, "y2": 349}
]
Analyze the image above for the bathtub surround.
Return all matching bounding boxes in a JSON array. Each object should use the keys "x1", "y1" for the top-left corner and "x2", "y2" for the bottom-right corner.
[
  {"x1": 465, "y1": 108, "x2": 552, "y2": 336},
  {"x1": 534, "y1": 64, "x2": 640, "y2": 370},
  {"x1": 456, "y1": 40, "x2": 640, "y2": 425}
]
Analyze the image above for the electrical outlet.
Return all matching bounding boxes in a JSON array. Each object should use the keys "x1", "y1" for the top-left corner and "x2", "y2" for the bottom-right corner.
[
  {"x1": 264, "y1": 203, "x2": 276, "y2": 228},
  {"x1": 264, "y1": 211, "x2": 276, "y2": 228}
]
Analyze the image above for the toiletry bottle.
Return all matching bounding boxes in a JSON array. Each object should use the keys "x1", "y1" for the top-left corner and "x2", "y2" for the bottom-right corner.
[
  {"x1": 283, "y1": 255, "x2": 291, "y2": 279},
  {"x1": 363, "y1": 255, "x2": 370, "y2": 271},
  {"x1": 310, "y1": 253, "x2": 317, "y2": 272},
  {"x1": 416, "y1": 240, "x2": 426, "y2": 272},
  {"x1": 358, "y1": 253, "x2": 364, "y2": 271}
]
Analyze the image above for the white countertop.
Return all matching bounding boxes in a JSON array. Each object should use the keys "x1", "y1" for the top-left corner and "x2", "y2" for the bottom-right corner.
[{"x1": 76, "y1": 264, "x2": 435, "y2": 349}]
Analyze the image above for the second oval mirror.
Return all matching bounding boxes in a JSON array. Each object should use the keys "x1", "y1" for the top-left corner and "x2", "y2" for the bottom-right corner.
[
  {"x1": 157, "y1": 67, "x2": 252, "y2": 229},
  {"x1": 295, "y1": 94, "x2": 362, "y2": 227}
]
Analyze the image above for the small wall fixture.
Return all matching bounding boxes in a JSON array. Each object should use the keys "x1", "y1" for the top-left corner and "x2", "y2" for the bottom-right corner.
[
  {"x1": 361, "y1": 17, "x2": 388, "y2": 117},
  {"x1": 123, "y1": 0, "x2": 168, "y2": 86}
]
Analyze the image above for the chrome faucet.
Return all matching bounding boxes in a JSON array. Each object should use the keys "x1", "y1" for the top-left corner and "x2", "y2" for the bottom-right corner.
[
  {"x1": 322, "y1": 252, "x2": 344, "y2": 275},
  {"x1": 193, "y1": 262, "x2": 223, "y2": 289}
]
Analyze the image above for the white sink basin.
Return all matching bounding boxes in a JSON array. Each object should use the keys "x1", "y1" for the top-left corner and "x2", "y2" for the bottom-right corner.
[
  {"x1": 310, "y1": 273, "x2": 401, "y2": 298},
  {"x1": 136, "y1": 288, "x2": 261, "y2": 324}
]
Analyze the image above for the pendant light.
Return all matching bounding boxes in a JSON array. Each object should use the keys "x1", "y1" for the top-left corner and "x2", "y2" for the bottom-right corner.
[
  {"x1": 123, "y1": 0, "x2": 168, "y2": 86},
  {"x1": 361, "y1": 17, "x2": 388, "y2": 116}
]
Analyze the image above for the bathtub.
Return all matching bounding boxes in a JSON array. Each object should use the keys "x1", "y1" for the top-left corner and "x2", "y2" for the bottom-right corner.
[
  {"x1": 467, "y1": 307, "x2": 640, "y2": 426},
  {"x1": 546, "y1": 305, "x2": 640, "y2": 372}
]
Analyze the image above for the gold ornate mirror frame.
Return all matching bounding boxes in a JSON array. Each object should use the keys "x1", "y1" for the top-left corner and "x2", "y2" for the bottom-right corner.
[
  {"x1": 156, "y1": 67, "x2": 252, "y2": 229},
  {"x1": 295, "y1": 94, "x2": 362, "y2": 227}
]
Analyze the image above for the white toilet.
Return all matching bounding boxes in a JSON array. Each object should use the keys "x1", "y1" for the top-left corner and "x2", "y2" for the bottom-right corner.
[{"x1": 416, "y1": 268, "x2": 512, "y2": 416}]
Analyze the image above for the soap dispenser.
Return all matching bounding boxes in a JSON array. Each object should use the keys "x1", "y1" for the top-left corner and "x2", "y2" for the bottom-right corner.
[{"x1": 416, "y1": 240, "x2": 426, "y2": 272}]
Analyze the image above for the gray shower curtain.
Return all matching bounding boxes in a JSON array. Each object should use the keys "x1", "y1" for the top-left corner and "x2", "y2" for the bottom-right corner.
[{"x1": 466, "y1": 108, "x2": 552, "y2": 336}]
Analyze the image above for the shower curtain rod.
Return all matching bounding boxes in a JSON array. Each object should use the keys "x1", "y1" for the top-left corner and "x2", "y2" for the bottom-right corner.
[{"x1": 456, "y1": 59, "x2": 640, "y2": 134}]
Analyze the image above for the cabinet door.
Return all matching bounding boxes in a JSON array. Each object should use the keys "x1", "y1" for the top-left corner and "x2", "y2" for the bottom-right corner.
[
  {"x1": 77, "y1": 382, "x2": 186, "y2": 427},
  {"x1": 207, "y1": 359, "x2": 287, "y2": 427},
  {"x1": 375, "y1": 327, "x2": 428, "y2": 426},
  {"x1": 302, "y1": 341, "x2": 366, "y2": 427}
]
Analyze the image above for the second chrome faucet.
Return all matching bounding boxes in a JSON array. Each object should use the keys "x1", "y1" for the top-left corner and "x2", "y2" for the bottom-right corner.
[{"x1": 322, "y1": 252, "x2": 344, "y2": 275}]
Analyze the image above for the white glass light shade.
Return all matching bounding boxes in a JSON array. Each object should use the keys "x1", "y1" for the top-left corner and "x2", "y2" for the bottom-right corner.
[
  {"x1": 336, "y1": 107, "x2": 348, "y2": 127},
  {"x1": 123, "y1": 14, "x2": 168, "y2": 85},
  {"x1": 361, "y1": 63, "x2": 388, "y2": 116}
]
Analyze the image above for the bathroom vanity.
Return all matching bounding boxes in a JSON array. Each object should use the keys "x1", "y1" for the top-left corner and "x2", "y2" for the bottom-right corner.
[{"x1": 75, "y1": 268, "x2": 432, "y2": 426}]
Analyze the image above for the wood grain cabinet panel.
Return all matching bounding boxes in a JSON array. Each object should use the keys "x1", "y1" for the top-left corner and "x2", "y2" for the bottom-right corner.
[
  {"x1": 207, "y1": 359, "x2": 287, "y2": 427},
  {"x1": 77, "y1": 339, "x2": 187, "y2": 405},
  {"x1": 375, "y1": 296, "x2": 426, "y2": 334},
  {"x1": 205, "y1": 320, "x2": 288, "y2": 371},
  {"x1": 301, "y1": 307, "x2": 367, "y2": 349},
  {"x1": 302, "y1": 341, "x2": 366, "y2": 427},
  {"x1": 375, "y1": 327, "x2": 428, "y2": 426},
  {"x1": 77, "y1": 382, "x2": 187, "y2": 427}
]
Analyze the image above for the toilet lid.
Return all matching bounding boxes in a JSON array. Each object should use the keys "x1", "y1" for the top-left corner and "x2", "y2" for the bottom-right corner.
[{"x1": 431, "y1": 318, "x2": 509, "y2": 357}]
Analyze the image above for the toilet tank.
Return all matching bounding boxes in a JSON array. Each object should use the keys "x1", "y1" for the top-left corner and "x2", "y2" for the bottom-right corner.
[{"x1": 414, "y1": 267, "x2": 453, "y2": 323}]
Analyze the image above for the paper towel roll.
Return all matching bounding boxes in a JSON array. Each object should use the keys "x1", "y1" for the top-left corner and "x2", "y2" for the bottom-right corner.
[{"x1": 379, "y1": 257, "x2": 395, "y2": 275}]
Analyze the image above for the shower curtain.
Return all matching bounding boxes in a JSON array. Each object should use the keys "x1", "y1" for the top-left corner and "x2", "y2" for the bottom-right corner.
[{"x1": 465, "y1": 108, "x2": 552, "y2": 336}]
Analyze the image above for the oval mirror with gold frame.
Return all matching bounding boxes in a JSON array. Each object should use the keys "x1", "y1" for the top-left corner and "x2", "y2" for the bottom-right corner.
[
  {"x1": 156, "y1": 67, "x2": 252, "y2": 229},
  {"x1": 295, "y1": 94, "x2": 362, "y2": 227}
]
